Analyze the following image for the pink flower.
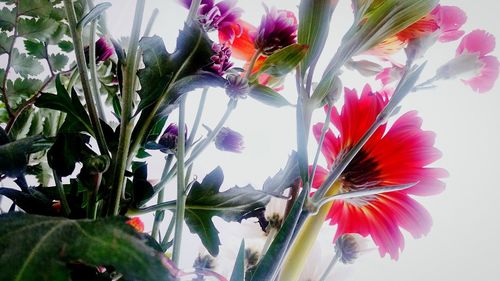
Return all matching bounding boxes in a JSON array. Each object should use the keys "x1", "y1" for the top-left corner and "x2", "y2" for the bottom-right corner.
[
  {"x1": 437, "y1": 30, "x2": 499, "y2": 93},
  {"x1": 312, "y1": 85, "x2": 447, "y2": 260},
  {"x1": 432, "y1": 5, "x2": 467, "y2": 42},
  {"x1": 375, "y1": 64, "x2": 405, "y2": 85}
]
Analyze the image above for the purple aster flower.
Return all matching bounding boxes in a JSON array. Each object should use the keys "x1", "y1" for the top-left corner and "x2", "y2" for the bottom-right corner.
[
  {"x1": 157, "y1": 123, "x2": 188, "y2": 154},
  {"x1": 209, "y1": 42, "x2": 233, "y2": 76},
  {"x1": 254, "y1": 7, "x2": 297, "y2": 55},
  {"x1": 215, "y1": 127, "x2": 244, "y2": 153},
  {"x1": 225, "y1": 74, "x2": 249, "y2": 99},
  {"x1": 180, "y1": 0, "x2": 242, "y2": 32}
]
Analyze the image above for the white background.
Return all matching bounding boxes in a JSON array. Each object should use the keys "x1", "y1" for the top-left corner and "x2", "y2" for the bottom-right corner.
[{"x1": 3, "y1": 0, "x2": 500, "y2": 280}]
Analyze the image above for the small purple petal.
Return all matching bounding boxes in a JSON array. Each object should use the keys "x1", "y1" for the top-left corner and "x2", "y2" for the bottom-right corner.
[
  {"x1": 158, "y1": 123, "x2": 188, "y2": 154},
  {"x1": 215, "y1": 127, "x2": 244, "y2": 153},
  {"x1": 254, "y1": 7, "x2": 297, "y2": 55}
]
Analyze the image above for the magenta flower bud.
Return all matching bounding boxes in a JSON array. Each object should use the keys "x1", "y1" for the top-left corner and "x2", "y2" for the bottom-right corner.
[
  {"x1": 215, "y1": 127, "x2": 244, "y2": 153},
  {"x1": 254, "y1": 7, "x2": 297, "y2": 55},
  {"x1": 158, "y1": 123, "x2": 188, "y2": 154},
  {"x1": 210, "y1": 42, "x2": 233, "y2": 76},
  {"x1": 180, "y1": 0, "x2": 242, "y2": 32},
  {"x1": 84, "y1": 37, "x2": 114, "y2": 64},
  {"x1": 225, "y1": 74, "x2": 249, "y2": 99}
]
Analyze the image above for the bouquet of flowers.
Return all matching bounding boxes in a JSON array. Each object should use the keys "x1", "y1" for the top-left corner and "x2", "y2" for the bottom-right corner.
[{"x1": 0, "y1": 0, "x2": 497, "y2": 280}]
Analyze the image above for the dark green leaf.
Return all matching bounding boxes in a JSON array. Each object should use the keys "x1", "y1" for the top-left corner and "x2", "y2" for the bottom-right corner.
[
  {"x1": 262, "y1": 151, "x2": 299, "y2": 196},
  {"x1": 0, "y1": 187, "x2": 54, "y2": 215},
  {"x1": 18, "y1": 0, "x2": 51, "y2": 17},
  {"x1": 77, "y1": 2, "x2": 112, "y2": 29},
  {"x1": 185, "y1": 167, "x2": 270, "y2": 256},
  {"x1": 18, "y1": 17, "x2": 58, "y2": 40},
  {"x1": 250, "y1": 190, "x2": 307, "y2": 281},
  {"x1": 35, "y1": 75, "x2": 94, "y2": 134},
  {"x1": 0, "y1": 135, "x2": 50, "y2": 178},
  {"x1": 49, "y1": 53, "x2": 69, "y2": 71},
  {"x1": 132, "y1": 163, "x2": 155, "y2": 208},
  {"x1": 258, "y1": 44, "x2": 309, "y2": 77},
  {"x1": 24, "y1": 39, "x2": 47, "y2": 59},
  {"x1": 48, "y1": 133, "x2": 90, "y2": 177},
  {"x1": 0, "y1": 7, "x2": 16, "y2": 31},
  {"x1": 230, "y1": 240, "x2": 245, "y2": 281},
  {"x1": 10, "y1": 49, "x2": 44, "y2": 77},
  {"x1": 0, "y1": 213, "x2": 173, "y2": 281},
  {"x1": 248, "y1": 84, "x2": 291, "y2": 108},
  {"x1": 298, "y1": 0, "x2": 338, "y2": 76},
  {"x1": 0, "y1": 32, "x2": 13, "y2": 54},
  {"x1": 58, "y1": 40, "x2": 74, "y2": 52}
]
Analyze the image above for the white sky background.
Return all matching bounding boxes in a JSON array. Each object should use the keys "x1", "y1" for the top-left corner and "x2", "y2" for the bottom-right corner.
[{"x1": 2, "y1": 0, "x2": 500, "y2": 280}]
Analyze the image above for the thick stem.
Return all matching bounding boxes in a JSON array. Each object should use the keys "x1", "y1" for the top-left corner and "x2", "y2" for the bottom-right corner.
[
  {"x1": 172, "y1": 96, "x2": 187, "y2": 265},
  {"x1": 63, "y1": 0, "x2": 109, "y2": 155},
  {"x1": 108, "y1": 0, "x2": 146, "y2": 216},
  {"x1": 279, "y1": 182, "x2": 342, "y2": 281}
]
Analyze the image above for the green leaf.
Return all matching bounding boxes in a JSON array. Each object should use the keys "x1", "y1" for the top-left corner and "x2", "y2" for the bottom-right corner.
[
  {"x1": 18, "y1": 17, "x2": 58, "y2": 40},
  {"x1": 0, "y1": 187, "x2": 54, "y2": 215},
  {"x1": 0, "y1": 135, "x2": 50, "y2": 178},
  {"x1": 58, "y1": 40, "x2": 74, "y2": 52},
  {"x1": 250, "y1": 190, "x2": 307, "y2": 281},
  {"x1": 49, "y1": 53, "x2": 69, "y2": 71},
  {"x1": 298, "y1": 0, "x2": 338, "y2": 76},
  {"x1": 0, "y1": 7, "x2": 16, "y2": 31},
  {"x1": 18, "y1": 0, "x2": 51, "y2": 17},
  {"x1": 0, "y1": 213, "x2": 173, "y2": 281},
  {"x1": 257, "y1": 44, "x2": 309, "y2": 77},
  {"x1": 24, "y1": 39, "x2": 47, "y2": 59},
  {"x1": 310, "y1": 74, "x2": 342, "y2": 108},
  {"x1": 230, "y1": 240, "x2": 245, "y2": 281},
  {"x1": 185, "y1": 167, "x2": 270, "y2": 256},
  {"x1": 10, "y1": 49, "x2": 44, "y2": 77},
  {"x1": 0, "y1": 32, "x2": 13, "y2": 54},
  {"x1": 77, "y1": 2, "x2": 112, "y2": 29},
  {"x1": 35, "y1": 75, "x2": 94, "y2": 134},
  {"x1": 5, "y1": 77, "x2": 43, "y2": 108},
  {"x1": 48, "y1": 133, "x2": 90, "y2": 177},
  {"x1": 262, "y1": 151, "x2": 299, "y2": 196},
  {"x1": 248, "y1": 84, "x2": 291, "y2": 108}
]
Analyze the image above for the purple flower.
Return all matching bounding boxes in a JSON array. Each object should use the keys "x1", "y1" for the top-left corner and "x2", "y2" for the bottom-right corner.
[
  {"x1": 210, "y1": 42, "x2": 233, "y2": 75},
  {"x1": 180, "y1": 0, "x2": 242, "y2": 32},
  {"x1": 254, "y1": 7, "x2": 297, "y2": 55},
  {"x1": 158, "y1": 123, "x2": 188, "y2": 154},
  {"x1": 215, "y1": 127, "x2": 244, "y2": 153},
  {"x1": 84, "y1": 37, "x2": 114, "y2": 64},
  {"x1": 225, "y1": 74, "x2": 249, "y2": 99}
]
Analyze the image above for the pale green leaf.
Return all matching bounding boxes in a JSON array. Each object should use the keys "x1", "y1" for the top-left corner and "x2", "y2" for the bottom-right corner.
[{"x1": 11, "y1": 49, "x2": 44, "y2": 77}]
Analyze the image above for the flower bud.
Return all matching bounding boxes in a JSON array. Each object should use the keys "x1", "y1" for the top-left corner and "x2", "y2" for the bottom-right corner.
[
  {"x1": 215, "y1": 127, "x2": 244, "y2": 153},
  {"x1": 225, "y1": 74, "x2": 249, "y2": 99},
  {"x1": 158, "y1": 123, "x2": 188, "y2": 154},
  {"x1": 335, "y1": 234, "x2": 360, "y2": 264}
]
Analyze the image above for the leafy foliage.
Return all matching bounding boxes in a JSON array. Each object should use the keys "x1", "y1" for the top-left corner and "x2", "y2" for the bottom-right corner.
[
  {"x1": 0, "y1": 213, "x2": 173, "y2": 281},
  {"x1": 0, "y1": 135, "x2": 51, "y2": 178},
  {"x1": 184, "y1": 167, "x2": 270, "y2": 256},
  {"x1": 248, "y1": 84, "x2": 291, "y2": 108}
]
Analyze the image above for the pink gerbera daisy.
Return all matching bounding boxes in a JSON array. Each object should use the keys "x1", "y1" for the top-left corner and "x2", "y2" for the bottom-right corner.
[{"x1": 311, "y1": 85, "x2": 448, "y2": 259}]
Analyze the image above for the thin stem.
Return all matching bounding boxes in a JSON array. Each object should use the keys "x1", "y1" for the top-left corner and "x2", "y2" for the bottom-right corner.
[
  {"x1": 161, "y1": 215, "x2": 176, "y2": 250},
  {"x1": 66, "y1": 68, "x2": 79, "y2": 91},
  {"x1": 53, "y1": 170, "x2": 71, "y2": 216},
  {"x1": 88, "y1": 8, "x2": 107, "y2": 122},
  {"x1": 309, "y1": 103, "x2": 333, "y2": 184},
  {"x1": 132, "y1": 8, "x2": 159, "y2": 92},
  {"x1": 187, "y1": 0, "x2": 201, "y2": 22},
  {"x1": 108, "y1": 0, "x2": 146, "y2": 216},
  {"x1": 152, "y1": 154, "x2": 174, "y2": 240},
  {"x1": 63, "y1": 0, "x2": 109, "y2": 155},
  {"x1": 186, "y1": 87, "x2": 208, "y2": 148},
  {"x1": 44, "y1": 43, "x2": 55, "y2": 76},
  {"x1": 318, "y1": 251, "x2": 340, "y2": 281},
  {"x1": 172, "y1": 96, "x2": 187, "y2": 265}
]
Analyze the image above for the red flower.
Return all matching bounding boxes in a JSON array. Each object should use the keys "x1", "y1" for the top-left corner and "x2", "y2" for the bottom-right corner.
[
  {"x1": 126, "y1": 217, "x2": 145, "y2": 233},
  {"x1": 311, "y1": 85, "x2": 447, "y2": 259}
]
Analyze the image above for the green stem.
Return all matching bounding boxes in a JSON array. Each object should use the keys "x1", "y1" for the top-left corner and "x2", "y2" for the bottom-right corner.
[
  {"x1": 161, "y1": 215, "x2": 176, "y2": 250},
  {"x1": 187, "y1": 0, "x2": 201, "y2": 22},
  {"x1": 108, "y1": 0, "x2": 146, "y2": 216},
  {"x1": 172, "y1": 96, "x2": 187, "y2": 265},
  {"x1": 88, "y1": 6, "x2": 107, "y2": 123},
  {"x1": 66, "y1": 69, "x2": 79, "y2": 92},
  {"x1": 63, "y1": 0, "x2": 109, "y2": 155},
  {"x1": 152, "y1": 154, "x2": 174, "y2": 240},
  {"x1": 309, "y1": 103, "x2": 333, "y2": 183},
  {"x1": 186, "y1": 87, "x2": 208, "y2": 149},
  {"x1": 53, "y1": 170, "x2": 71, "y2": 216},
  {"x1": 318, "y1": 251, "x2": 340, "y2": 281}
]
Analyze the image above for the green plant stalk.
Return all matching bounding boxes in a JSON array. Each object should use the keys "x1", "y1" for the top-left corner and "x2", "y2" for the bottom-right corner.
[
  {"x1": 186, "y1": 87, "x2": 208, "y2": 148},
  {"x1": 309, "y1": 103, "x2": 333, "y2": 183},
  {"x1": 63, "y1": 0, "x2": 109, "y2": 155},
  {"x1": 53, "y1": 170, "x2": 71, "y2": 216},
  {"x1": 318, "y1": 250, "x2": 340, "y2": 281},
  {"x1": 279, "y1": 182, "x2": 342, "y2": 281},
  {"x1": 152, "y1": 154, "x2": 174, "y2": 240},
  {"x1": 161, "y1": 215, "x2": 176, "y2": 250},
  {"x1": 108, "y1": 0, "x2": 146, "y2": 216},
  {"x1": 66, "y1": 69, "x2": 80, "y2": 91},
  {"x1": 172, "y1": 96, "x2": 187, "y2": 265},
  {"x1": 88, "y1": 12, "x2": 107, "y2": 122}
]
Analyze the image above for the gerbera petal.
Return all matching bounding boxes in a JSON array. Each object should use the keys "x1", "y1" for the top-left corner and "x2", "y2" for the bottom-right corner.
[
  {"x1": 456, "y1": 29, "x2": 496, "y2": 57},
  {"x1": 462, "y1": 55, "x2": 500, "y2": 93},
  {"x1": 309, "y1": 165, "x2": 329, "y2": 189},
  {"x1": 219, "y1": 20, "x2": 256, "y2": 60}
]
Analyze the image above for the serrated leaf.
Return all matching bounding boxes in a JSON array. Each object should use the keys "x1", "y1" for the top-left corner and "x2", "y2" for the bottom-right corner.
[
  {"x1": 0, "y1": 135, "x2": 50, "y2": 178},
  {"x1": 49, "y1": 53, "x2": 68, "y2": 71},
  {"x1": 0, "y1": 7, "x2": 16, "y2": 31},
  {"x1": 257, "y1": 44, "x2": 309, "y2": 77},
  {"x1": 0, "y1": 213, "x2": 173, "y2": 281},
  {"x1": 185, "y1": 167, "x2": 270, "y2": 256},
  {"x1": 28, "y1": 162, "x2": 52, "y2": 186},
  {"x1": 24, "y1": 39, "x2": 47, "y2": 59},
  {"x1": 0, "y1": 32, "x2": 13, "y2": 54},
  {"x1": 18, "y1": 17, "x2": 58, "y2": 40},
  {"x1": 11, "y1": 49, "x2": 44, "y2": 77},
  {"x1": 248, "y1": 84, "x2": 291, "y2": 108},
  {"x1": 5, "y1": 77, "x2": 43, "y2": 108},
  {"x1": 18, "y1": 0, "x2": 51, "y2": 17},
  {"x1": 35, "y1": 75, "x2": 94, "y2": 134},
  {"x1": 77, "y1": 2, "x2": 112, "y2": 29},
  {"x1": 58, "y1": 40, "x2": 73, "y2": 52},
  {"x1": 262, "y1": 151, "x2": 300, "y2": 196},
  {"x1": 298, "y1": 0, "x2": 338, "y2": 76}
]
